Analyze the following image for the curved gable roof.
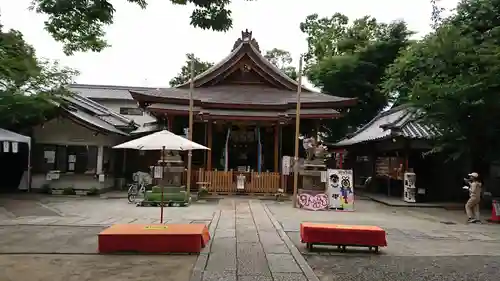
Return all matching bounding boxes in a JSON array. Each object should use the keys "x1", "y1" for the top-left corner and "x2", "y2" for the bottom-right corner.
[{"x1": 176, "y1": 29, "x2": 315, "y2": 92}]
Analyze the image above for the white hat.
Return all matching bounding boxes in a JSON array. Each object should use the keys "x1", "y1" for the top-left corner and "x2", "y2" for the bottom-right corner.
[{"x1": 468, "y1": 172, "x2": 479, "y2": 178}]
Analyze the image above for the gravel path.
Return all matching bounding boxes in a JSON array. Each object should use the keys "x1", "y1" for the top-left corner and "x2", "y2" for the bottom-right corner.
[
  {"x1": 0, "y1": 254, "x2": 197, "y2": 281},
  {"x1": 307, "y1": 255, "x2": 500, "y2": 281}
]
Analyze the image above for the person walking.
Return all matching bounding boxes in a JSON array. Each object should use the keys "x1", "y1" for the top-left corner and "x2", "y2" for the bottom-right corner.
[{"x1": 465, "y1": 172, "x2": 482, "y2": 223}]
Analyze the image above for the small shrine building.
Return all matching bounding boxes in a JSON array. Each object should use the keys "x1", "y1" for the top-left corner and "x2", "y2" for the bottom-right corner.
[{"x1": 130, "y1": 30, "x2": 355, "y2": 193}]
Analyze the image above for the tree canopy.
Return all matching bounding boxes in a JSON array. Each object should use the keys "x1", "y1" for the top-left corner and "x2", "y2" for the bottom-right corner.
[
  {"x1": 383, "y1": 0, "x2": 500, "y2": 171},
  {"x1": 169, "y1": 53, "x2": 214, "y2": 87},
  {"x1": 300, "y1": 13, "x2": 413, "y2": 140},
  {"x1": 0, "y1": 19, "x2": 77, "y2": 131},
  {"x1": 264, "y1": 48, "x2": 297, "y2": 80},
  {"x1": 31, "y1": 0, "x2": 255, "y2": 55}
]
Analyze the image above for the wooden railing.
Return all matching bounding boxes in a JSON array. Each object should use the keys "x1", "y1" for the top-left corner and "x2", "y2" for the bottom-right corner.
[
  {"x1": 246, "y1": 172, "x2": 280, "y2": 193},
  {"x1": 194, "y1": 169, "x2": 284, "y2": 194},
  {"x1": 197, "y1": 169, "x2": 236, "y2": 193}
]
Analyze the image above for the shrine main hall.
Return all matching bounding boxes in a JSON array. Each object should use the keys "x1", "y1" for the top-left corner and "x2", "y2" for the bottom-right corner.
[{"x1": 131, "y1": 30, "x2": 355, "y2": 183}]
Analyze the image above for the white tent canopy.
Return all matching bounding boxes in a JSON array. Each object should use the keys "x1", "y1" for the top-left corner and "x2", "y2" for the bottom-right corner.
[
  {"x1": 112, "y1": 130, "x2": 209, "y2": 151},
  {"x1": 0, "y1": 128, "x2": 31, "y2": 191},
  {"x1": 0, "y1": 128, "x2": 31, "y2": 147}
]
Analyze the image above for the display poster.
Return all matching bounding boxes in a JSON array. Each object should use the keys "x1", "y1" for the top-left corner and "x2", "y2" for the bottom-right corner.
[
  {"x1": 327, "y1": 169, "x2": 354, "y2": 211},
  {"x1": 297, "y1": 190, "x2": 329, "y2": 211}
]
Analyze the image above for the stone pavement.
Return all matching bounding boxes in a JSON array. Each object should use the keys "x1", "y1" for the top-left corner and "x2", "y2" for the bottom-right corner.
[
  {"x1": 266, "y1": 200, "x2": 500, "y2": 257},
  {"x1": 0, "y1": 197, "x2": 217, "y2": 226},
  {"x1": 192, "y1": 199, "x2": 316, "y2": 281},
  {"x1": 2, "y1": 195, "x2": 500, "y2": 281}
]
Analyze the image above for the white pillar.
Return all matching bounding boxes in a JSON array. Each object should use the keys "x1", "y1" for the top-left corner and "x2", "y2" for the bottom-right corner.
[{"x1": 96, "y1": 145, "x2": 104, "y2": 175}]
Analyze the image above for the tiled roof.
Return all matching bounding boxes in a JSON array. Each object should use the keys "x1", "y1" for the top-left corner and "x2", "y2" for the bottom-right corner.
[
  {"x1": 176, "y1": 36, "x2": 315, "y2": 92},
  {"x1": 69, "y1": 84, "x2": 159, "y2": 100},
  {"x1": 130, "y1": 122, "x2": 160, "y2": 135},
  {"x1": 334, "y1": 105, "x2": 439, "y2": 146},
  {"x1": 58, "y1": 93, "x2": 137, "y2": 136},
  {"x1": 146, "y1": 102, "x2": 339, "y2": 118},
  {"x1": 132, "y1": 85, "x2": 351, "y2": 106}
]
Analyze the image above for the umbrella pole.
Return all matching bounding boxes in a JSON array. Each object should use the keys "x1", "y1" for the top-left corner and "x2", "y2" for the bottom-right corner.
[{"x1": 160, "y1": 146, "x2": 165, "y2": 224}]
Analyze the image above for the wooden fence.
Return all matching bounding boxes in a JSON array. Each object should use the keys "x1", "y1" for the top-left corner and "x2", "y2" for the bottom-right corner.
[
  {"x1": 191, "y1": 169, "x2": 284, "y2": 194},
  {"x1": 246, "y1": 172, "x2": 280, "y2": 193}
]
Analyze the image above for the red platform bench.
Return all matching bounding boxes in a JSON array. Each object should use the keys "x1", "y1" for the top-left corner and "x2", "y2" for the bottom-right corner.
[
  {"x1": 300, "y1": 222, "x2": 387, "y2": 253},
  {"x1": 98, "y1": 224, "x2": 210, "y2": 254}
]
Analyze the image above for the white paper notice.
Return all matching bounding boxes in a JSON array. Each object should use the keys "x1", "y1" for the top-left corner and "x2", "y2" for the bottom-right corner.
[
  {"x1": 68, "y1": 162, "x2": 75, "y2": 171},
  {"x1": 68, "y1": 155, "x2": 76, "y2": 163},
  {"x1": 153, "y1": 166, "x2": 163, "y2": 179},
  {"x1": 321, "y1": 171, "x2": 327, "y2": 183},
  {"x1": 11, "y1": 142, "x2": 18, "y2": 153},
  {"x1": 282, "y1": 156, "x2": 291, "y2": 175},
  {"x1": 45, "y1": 151, "x2": 55, "y2": 163},
  {"x1": 3, "y1": 142, "x2": 9, "y2": 152}
]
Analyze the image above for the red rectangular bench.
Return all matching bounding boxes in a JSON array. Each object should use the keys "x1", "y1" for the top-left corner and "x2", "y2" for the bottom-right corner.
[
  {"x1": 300, "y1": 222, "x2": 387, "y2": 253},
  {"x1": 98, "y1": 224, "x2": 210, "y2": 254}
]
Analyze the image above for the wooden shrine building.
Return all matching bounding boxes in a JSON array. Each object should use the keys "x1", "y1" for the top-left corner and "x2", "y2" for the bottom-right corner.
[{"x1": 130, "y1": 30, "x2": 355, "y2": 194}]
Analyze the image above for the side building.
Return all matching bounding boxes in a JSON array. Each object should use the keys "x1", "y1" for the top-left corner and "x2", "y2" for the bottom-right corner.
[{"x1": 30, "y1": 92, "x2": 139, "y2": 192}]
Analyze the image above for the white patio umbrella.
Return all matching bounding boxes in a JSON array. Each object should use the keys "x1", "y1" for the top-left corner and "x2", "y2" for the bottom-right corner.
[
  {"x1": 113, "y1": 130, "x2": 209, "y2": 223},
  {"x1": 113, "y1": 130, "x2": 209, "y2": 151}
]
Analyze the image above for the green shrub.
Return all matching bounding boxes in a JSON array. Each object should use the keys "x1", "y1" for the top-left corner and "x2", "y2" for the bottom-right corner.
[
  {"x1": 39, "y1": 183, "x2": 52, "y2": 194},
  {"x1": 86, "y1": 187, "x2": 99, "y2": 196},
  {"x1": 62, "y1": 186, "x2": 76, "y2": 195}
]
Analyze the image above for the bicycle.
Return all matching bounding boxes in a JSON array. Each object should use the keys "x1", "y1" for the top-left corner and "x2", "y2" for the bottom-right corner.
[{"x1": 127, "y1": 182, "x2": 146, "y2": 203}]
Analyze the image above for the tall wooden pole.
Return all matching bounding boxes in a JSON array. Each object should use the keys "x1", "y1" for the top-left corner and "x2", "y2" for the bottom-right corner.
[
  {"x1": 292, "y1": 55, "x2": 303, "y2": 208},
  {"x1": 160, "y1": 146, "x2": 165, "y2": 223},
  {"x1": 186, "y1": 58, "x2": 195, "y2": 197}
]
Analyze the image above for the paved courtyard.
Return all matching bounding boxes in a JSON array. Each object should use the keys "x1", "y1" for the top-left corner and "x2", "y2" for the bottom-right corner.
[
  {"x1": 1, "y1": 195, "x2": 500, "y2": 281},
  {"x1": 0, "y1": 195, "x2": 218, "y2": 281},
  {"x1": 266, "y1": 198, "x2": 500, "y2": 281}
]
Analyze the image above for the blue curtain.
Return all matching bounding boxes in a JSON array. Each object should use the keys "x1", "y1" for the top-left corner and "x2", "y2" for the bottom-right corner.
[
  {"x1": 256, "y1": 126, "x2": 262, "y2": 173},
  {"x1": 224, "y1": 127, "x2": 231, "y2": 171}
]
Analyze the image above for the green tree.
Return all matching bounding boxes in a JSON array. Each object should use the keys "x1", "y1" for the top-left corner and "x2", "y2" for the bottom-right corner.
[
  {"x1": 31, "y1": 0, "x2": 256, "y2": 55},
  {"x1": 383, "y1": 0, "x2": 500, "y2": 173},
  {"x1": 264, "y1": 48, "x2": 297, "y2": 80},
  {"x1": 300, "y1": 14, "x2": 413, "y2": 140},
  {"x1": 169, "y1": 53, "x2": 214, "y2": 87},
  {"x1": 0, "y1": 20, "x2": 77, "y2": 131}
]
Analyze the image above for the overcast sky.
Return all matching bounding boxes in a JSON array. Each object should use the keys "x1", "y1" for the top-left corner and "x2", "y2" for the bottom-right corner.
[{"x1": 2, "y1": 0, "x2": 459, "y2": 88}]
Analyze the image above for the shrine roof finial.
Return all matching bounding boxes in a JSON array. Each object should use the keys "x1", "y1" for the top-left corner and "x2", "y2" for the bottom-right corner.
[
  {"x1": 231, "y1": 29, "x2": 261, "y2": 53},
  {"x1": 242, "y1": 29, "x2": 252, "y2": 41}
]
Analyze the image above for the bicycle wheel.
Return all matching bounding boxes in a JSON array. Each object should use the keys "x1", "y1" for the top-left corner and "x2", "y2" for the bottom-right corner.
[{"x1": 128, "y1": 193, "x2": 136, "y2": 203}]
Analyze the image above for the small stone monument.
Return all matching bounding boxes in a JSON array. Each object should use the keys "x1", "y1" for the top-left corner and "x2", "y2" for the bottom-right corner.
[
  {"x1": 158, "y1": 150, "x2": 185, "y2": 187},
  {"x1": 299, "y1": 137, "x2": 327, "y2": 191}
]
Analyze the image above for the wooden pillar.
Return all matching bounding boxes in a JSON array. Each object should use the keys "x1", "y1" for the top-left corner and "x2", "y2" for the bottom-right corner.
[
  {"x1": 314, "y1": 120, "x2": 320, "y2": 140},
  {"x1": 338, "y1": 150, "x2": 343, "y2": 169},
  {"x1": 167, "y1": 115, "x2": 174, "y2": 131},
  {"x1": 207, "y1": 121, "x2": 213, "y2": 170},
  {"x1": 274, "y1": 124, "x2": 279, "y2": 172}
]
